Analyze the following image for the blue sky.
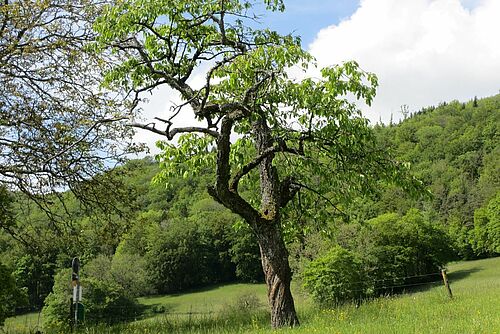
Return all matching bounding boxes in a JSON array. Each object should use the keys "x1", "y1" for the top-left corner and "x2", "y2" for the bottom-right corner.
[{"x1": 259, "y1": 0, "x2": 360, "y2": 47}]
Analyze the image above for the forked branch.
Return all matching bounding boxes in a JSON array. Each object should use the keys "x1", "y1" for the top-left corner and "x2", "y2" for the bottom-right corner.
[{"x1": 131, "y1": 122, "x2": 219, "y2": 140}]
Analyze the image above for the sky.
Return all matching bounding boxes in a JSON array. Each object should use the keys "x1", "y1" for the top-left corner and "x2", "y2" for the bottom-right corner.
[{"x1": 135, "y1": 0, "x2": 500, "y2": 153}]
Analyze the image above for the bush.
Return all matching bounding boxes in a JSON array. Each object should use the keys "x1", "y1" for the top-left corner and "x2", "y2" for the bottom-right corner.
[
  {"x1": 145, "y1": 215, "x2": 248, "y2": 293},
  {"x1": 146, "y1": 221, "x2": 220, "y2": 293},
  {"x1": 80, "y1": 277, "x2": 142, "y2": 323},
  {"x1": 366, "y1": 209, "x2": 455, "y2": 280},
  {"x1": 83, "y1": 254, "x2": 154, "y2": 298},
  {"x1": 302, "y1": 209, "x2": 455, "y2": 307},
  {"x1": 42, "y1": 269, "x2": 74, "y2": 332},
  {"x1": 110, "y1": 253, "x2": 155, "y2": 297},
  {"x1": 43, "y1": 258, "x2": 143, "y2": 332},
  {"x1": 302, "y1": 246, "x2": 366, "y2": 307},
  {"x1": 343, "y1": 209, "x2": 455, "y2": 295}
]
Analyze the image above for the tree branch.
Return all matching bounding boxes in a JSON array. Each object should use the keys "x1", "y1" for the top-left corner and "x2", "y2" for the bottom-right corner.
[
  {"x1": 292, "y1": 181, "x2": 346, "y2": 216},
  {"x1": 230, "y1": 146, "x2": 279, "y2": 193},
  {"x1": 130, "y1": 122, "x2": 219, "y2": 140},
  {"x1": 209, "y1": 115, "x2": 261, "y2": 224},
  {"x1": 279, "y1": 176, "x2": 300, "y2": 207},
  {"x1": 43, "y1": 117, "x2": 127, "y2": 165},
  {"x1": 243, "y1": 71, "x2": 274, "y2": 105}
]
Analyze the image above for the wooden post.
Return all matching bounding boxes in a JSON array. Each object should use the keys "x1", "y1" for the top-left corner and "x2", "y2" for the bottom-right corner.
[
  {"x1": 441, "y1": 269, "x2": 453, "y2": 299},
  {"x1": 69, "y1": 297, "x2": 74, "y2": 332}
]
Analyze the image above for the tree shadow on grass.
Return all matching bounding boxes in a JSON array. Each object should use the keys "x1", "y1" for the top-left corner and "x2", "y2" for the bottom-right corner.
[
  {"x1": 166, "y1": 284, "x2": 225, "y2": 297},
  {"x1": 447, "y1": 267, "x2": 481, "y2": 282},
  {"x1": 396, "y1": 266, "x2": 482, "y2": 295}
]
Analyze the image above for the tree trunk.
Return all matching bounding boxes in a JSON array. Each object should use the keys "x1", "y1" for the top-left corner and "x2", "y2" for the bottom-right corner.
[
  {"x1": 252, "y1": 117, "x2": 299, "y2": 328},
  {"x1": 254, "y1": 220, "x2": 300, "y2": 328},
  {"x1": 210, "y1": 115, "x2": 300, "y2": 328}
]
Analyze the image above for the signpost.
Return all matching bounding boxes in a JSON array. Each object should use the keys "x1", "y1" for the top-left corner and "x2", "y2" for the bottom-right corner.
[{"x1": 71, "y1": 257, "x2": 84, "y2": 329}]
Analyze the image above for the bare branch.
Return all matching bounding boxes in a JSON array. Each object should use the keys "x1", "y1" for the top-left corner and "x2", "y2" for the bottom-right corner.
[
  {"x1": 43, "y1": 117, "x2": 128, "y2": 164},
  {"x1": 130, "y1": 122, "x2": 219, "y2": 140}
]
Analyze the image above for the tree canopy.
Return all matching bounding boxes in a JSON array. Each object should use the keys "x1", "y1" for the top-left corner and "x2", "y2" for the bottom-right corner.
[{"x1": 0, "y1": 0, "x2": 140, "y2": 204}]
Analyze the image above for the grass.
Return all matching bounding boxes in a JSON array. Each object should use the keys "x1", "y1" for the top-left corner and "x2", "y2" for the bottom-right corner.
[
  {"x1": 3, "y1": 311, "x2": 43, "y2": 333},
  {"x1": 3, "y1": 257, "x2": 500, "y2": 333},
  {"x1": 267, "y1": 257, "x2": 500, "y2": 334},
  {"x1": 138, "y1": 283, "x2": 269, "y2": 315}
]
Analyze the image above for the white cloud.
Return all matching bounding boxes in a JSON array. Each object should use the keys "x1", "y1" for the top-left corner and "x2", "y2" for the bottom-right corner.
[
  {"x1": 308, "y1": 0, "x2": 500, "y2": 123},
  {"x1": 132, "y1": 67, "x2": 207, "y2": 156}
]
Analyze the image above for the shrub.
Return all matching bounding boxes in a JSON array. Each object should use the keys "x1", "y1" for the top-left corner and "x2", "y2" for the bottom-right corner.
[
  {"x1": 110, "y1": 253, "x2": 155, "y2": 297},
  {"x1": 146, "y1": 221, "x2": 219, "y2": 293},
  {"x1": 43, "y1": 258, "x2": 143, "y2": 332},
  {"x1": 82, "y1": 254, "x2": 154, "y2": 298},
  {"x1": 42, "y1": 269, "x2": 73, "y2": 332},
  {"x1": 302, "y1": 246, "x2": 366, "y2": 307},
  {"x1": 80, "y1": 277, "x2": 142, "y2": 323},
  {"x1": 366, "y1": 209, "x2": 455, "y2": 278},
  {"x1": 302, "y1": 209, "x2": 455, "y2": 307},
  {"x1": 145, "y1": 216, "x2": 247, "y2": 293}
]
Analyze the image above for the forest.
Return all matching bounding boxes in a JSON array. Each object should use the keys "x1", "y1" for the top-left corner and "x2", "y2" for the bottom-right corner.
[{"x1": 1, "y1": 94, "x2": 498, "y2": 330}]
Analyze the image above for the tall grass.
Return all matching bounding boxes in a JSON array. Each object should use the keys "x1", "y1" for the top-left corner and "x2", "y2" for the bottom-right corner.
[
  {"x1": 2, "y1": 311, "x2": 42, "y2": 334},
  {"x1": 138, "y1": 283, "x2": 268, "y2": 314},
  {"x1": 259, "y1": 257, "x2": 500, "y2": 334},
  {"x1": 3, "y1": 257, "x2": 499, "y2": 334}
]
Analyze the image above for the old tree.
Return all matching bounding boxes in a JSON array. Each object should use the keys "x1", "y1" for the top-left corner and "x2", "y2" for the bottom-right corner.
[
  {"x1": 0, "y1": 0, "x2": 142, "y2": 240},
  {"x1": 95, "y1": 0, "x2": 422, "y2": 328}
]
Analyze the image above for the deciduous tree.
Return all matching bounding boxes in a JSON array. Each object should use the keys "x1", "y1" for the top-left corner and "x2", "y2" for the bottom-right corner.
[
  {"x1": 95, "y1": 0, "x2": 424, "y2": 327},
  {"x1": 1, "y1": 0, "x2": 143, "y2": 247},
  {"x1": 0, "y1": 0, "x2": 139, "y2": 210}
]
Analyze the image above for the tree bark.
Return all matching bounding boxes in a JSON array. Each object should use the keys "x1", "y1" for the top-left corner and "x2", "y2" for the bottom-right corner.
[
  {"x1": 252, "y1": 118, "x2": 299, "y2": 328},
  {"x1": 209, "y1": 115, "x2": 300, "y2": 328},
  {"x1": 254, "y1": 220, "x2": 300, "y2": 328}
]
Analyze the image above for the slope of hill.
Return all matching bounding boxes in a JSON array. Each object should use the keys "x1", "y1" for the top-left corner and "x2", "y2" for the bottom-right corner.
[
  {"x1": 368, "y1": 95, "x2": 499, "y2": 258},
  {"x1": 5, "y1": 256, "x2": 499, "y2": 333}
]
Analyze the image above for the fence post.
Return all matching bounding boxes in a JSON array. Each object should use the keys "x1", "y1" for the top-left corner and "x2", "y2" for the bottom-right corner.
[
  {"x1": 69, "y1": 297, "x2": 74, "y2": 332},
  {"x1": 441, "y1": 269, "x2": 453, "y2": 299}
]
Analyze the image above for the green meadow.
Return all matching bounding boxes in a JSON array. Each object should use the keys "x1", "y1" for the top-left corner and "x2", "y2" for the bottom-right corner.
[{"x1": 4, "y1": 257, "x2": 499, "y2": 334}]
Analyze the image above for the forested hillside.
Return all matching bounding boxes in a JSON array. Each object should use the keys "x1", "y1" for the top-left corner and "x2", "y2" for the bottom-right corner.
[
  {"x1": 372, "y1": 95, "x2": 499, "y2": 258},
  {"x1": 287, "y1": 94, "x2": 499, "y2": 310},
  {"x1": 0, "y1": 95, "x2": 498, "y2": 326}
]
